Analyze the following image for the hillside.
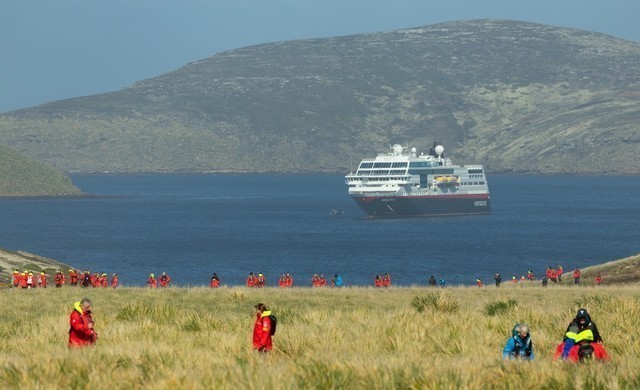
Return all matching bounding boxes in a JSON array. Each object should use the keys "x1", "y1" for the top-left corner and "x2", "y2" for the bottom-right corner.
[
  {"x1": 581, "y1": 253, "x2": 640, "y2": 284},
  {"x1": 0, "y1": 144, "x2": 81, "y2": 196},
  {"x1": 0, "y1": 247, "x2": 72, "y2": 284},
  {"x1": 1, "y1": 19, "x2": 640, "y2": 174}
]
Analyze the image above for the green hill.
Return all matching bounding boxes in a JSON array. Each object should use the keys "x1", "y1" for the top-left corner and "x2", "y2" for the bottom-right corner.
[
  {"x1": 1, "y1": 19, "x2": 640, "y2": 173},
  {"x1": 0, "y1": 144, "x2": 81, "y2": 196}
]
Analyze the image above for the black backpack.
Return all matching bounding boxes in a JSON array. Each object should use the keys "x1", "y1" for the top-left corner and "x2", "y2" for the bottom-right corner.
[
  {"x1": 268, "y1": 314, "x2": 277, "y2": 335},
  {"x1": 578, "y1": 343, "x2": 594, "y2": 361}
]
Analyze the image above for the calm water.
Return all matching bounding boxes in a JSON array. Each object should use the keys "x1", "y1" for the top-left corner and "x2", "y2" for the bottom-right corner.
[{"x1": 0, "y1": 174, "x2": 638, "y2": 286}]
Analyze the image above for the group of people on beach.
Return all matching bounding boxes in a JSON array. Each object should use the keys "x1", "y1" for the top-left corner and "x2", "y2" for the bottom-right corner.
[
  {"x1": 10, "y1": 264, "x2": 605, "y2": 289},
  {"x1": 503, "y1": 308, "x2": 609, "y2": 362},
  {"x1": 11, "y1": 269, "x2": 119, "y2": 289}
]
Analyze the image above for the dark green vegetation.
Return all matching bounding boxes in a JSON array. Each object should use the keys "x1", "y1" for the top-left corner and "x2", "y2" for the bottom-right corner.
[
  {"x1": 1, "y1": 19, "x2": 640, "y2": 173},
  {"x1": 0, "y1": 144, "x2": 81, "y2": 196}
]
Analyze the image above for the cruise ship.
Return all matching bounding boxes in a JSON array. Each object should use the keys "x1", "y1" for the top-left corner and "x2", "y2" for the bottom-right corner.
[{"x1": 345, "y1": 143, "x2": 490, "y2": 218}]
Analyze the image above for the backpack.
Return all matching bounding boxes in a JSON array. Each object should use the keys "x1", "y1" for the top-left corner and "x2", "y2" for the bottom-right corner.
[
  {"x1": 577, "y1": 343, "x2": 594, "y2": 361},
  {"x1": 268, "y1": 314, "x2": 277, "y2": 335}
]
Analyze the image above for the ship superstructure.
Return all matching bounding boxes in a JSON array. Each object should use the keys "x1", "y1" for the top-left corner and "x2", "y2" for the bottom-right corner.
[{"x1": 345, "y1": 143, "x2": 490, "y2": 218}]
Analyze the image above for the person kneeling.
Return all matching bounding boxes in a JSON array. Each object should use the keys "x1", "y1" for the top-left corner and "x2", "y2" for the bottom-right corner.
[{"x1": 503, "y1": 323, "x2": 534, "y2": 360}]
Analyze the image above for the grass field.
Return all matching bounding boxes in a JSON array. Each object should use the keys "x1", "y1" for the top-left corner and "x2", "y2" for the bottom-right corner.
[{"x1": 1, "y1": 284, "x2": 639, "y2": 389}]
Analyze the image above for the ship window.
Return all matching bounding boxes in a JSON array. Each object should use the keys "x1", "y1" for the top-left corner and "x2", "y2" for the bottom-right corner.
[
  {"x1": 391, "y1": 162, "x2": 408, "y2": 168},
  {"x1": 359, "y1": 162, "x2": 373, "y2": 169},
  {"x1": 373, "y1": 162, "x2": 392, "y2": 168}
]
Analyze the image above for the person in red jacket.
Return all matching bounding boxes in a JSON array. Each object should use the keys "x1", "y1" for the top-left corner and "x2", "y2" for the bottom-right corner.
[
  {"x1": 69, "y1": 269, "x2": 78, "y2": 286},
  {"x1": 12, "y1": 270, "x2": 20, "y2": 288},
  {"x1": 159, "y1": 272, "x2": 171, "y2": 287},
  {"x1": 147, "y1": 274, "x2": 157, "y2": 288},
  {"x1": 252, "y1": 303, "x2": 273, "y2": 353},
  {"x1": 110, "y1": 274, "x2": 119, "y2": 288},
  {"x1": 54, "y1": 270, "x2": 65, "y2": 288},
  {"x1": 595, "y1": 273, "x2": 602, "y2": 285},
  {"x1": 69, "y1": 298, "x2": 98, "y2": 348},
  {"x1": 20, "y1": 271, "x2": 28, "y2": 288},
  {"x1": 382, "y1": 273, "x2": 391, "y2": 287},
  {"x1": 286, "y1": 273, "x2": 293, "y2": 287},
  {"x1": 246, "y1": 272, "x2": 256, "y2": 287},
  {"x1": 210, "y1": 273, "x2": 220, "y2": 288},
  {"x1": 573, "y1": 268, "x2": 581, "y2": 285},
  {"x1": 39, "y1": 272, "x2": 48, "y2": 288},
  {"x1": 256, "y1": 273, "x2": 266, "y2": 287}
]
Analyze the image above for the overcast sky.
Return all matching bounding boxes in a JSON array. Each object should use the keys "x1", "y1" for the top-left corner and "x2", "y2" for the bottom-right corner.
[{"x1": 1, "y1": 0, "x2": 638, "y2": 113}]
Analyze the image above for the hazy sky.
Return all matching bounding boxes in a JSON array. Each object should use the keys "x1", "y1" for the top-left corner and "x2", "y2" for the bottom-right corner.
[{"x1": 1, "y1": 0, "x2": 638, "y2": 113}]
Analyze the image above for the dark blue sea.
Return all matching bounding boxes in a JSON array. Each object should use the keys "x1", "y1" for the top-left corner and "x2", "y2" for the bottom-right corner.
[{"x1": 0, "y1": 174, "x2": 638, "y2": 287}]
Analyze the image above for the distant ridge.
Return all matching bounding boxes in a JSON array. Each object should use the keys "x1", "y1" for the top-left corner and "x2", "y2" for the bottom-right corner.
[
  {"x1": 0, "y1": 144, "x2": 81, "y2": 196},
  {"x1": 1, "y1": 19, "x2": 639, "y2": 174}
]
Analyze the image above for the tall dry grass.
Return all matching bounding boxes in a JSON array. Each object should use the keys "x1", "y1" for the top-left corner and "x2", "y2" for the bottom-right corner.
[{"x1": 1, "y1": 284, "x2": 639, "y2": 389}]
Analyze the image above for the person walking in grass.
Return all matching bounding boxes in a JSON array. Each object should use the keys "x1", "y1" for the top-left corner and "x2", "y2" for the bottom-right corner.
[
  {"x1": 503, "y1": 324, "x2": 534, "y2": 360},
  {"x1": 69, "y1": 298, "x2": 98, "y2": 348},
  {"x1": 110, "y1": 273, "x2": 119, "y2": 288},
  {"x1": 159, "y1": 272, "x2": 171, "y2": 287},
  {"x1": 253, "y1": 303, "x2": 273, "y2": 353},
  {"x1": 573, "y1": 268, "x2": 581, "y2": 285},
  {"x1": 147, "y1": 274, "x2": 157, "y2": 288}
]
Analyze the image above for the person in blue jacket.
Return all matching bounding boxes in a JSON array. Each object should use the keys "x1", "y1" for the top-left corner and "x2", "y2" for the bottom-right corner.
[
  {"x1": 333, "y1": 273, "x2": 343, "y2": 287},
  {"x1": 503, "y1": 323, "x2": 534, "y2": 360}
]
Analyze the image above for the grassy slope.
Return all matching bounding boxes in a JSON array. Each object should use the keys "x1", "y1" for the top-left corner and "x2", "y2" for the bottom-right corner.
[
  {"x1": 0, "y1": 285, "x2": 639, "y2": 388},
  {"x1": 0, "y1": 144, "x2": 81, "y2": 196},
  {"x1": 0, "y1": 248, "x2": 72, "y2": 284},
  {"x1": 581, "y1": 253, "x2": 640, "y2": 284}
]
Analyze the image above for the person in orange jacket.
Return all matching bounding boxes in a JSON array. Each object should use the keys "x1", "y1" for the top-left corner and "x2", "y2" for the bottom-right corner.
[
  {"x1": 69, "y1": 269, "x2": 78, "y2": 286},
  {"x1": 595, "y1": 273, "x2": 602, "y2": 285},
  {"x1": 12, "y1": 270, "x2": 20, "y2": 288},
  {"x1": 210, "y1": 273, "x2": 220, "y2": 288},
  {"x1": 557, "y1": 265, "x2": 564, "y2": 282},
  {"x1": 374, "y1": 275, "x2": 383, "y2": 287},
  {"x1": 476, "y1": 278, "x2": 483, "y2": 287},
  {"x1": 69, "y1": 298, "x2": 98, "y2": 348},
  {"x1": 147, "y1": 274, "x2": 157, "y2": 288},
  {"x1": 278, "y1": 274, "x2": 287, "y2": 288},
  {"x1": 252, "y1": 303, "x2": 273, "y2": 353},
  {"x1": 38, "y1": 272, "x2": 48, "y2": 288},
  {"x1": 54, "y1": 270, "x2": 65, "y2": 288},
  {"x1": 159, "y1": 272, "x2": 171, "y2": 287},
  {"x1": 311, "y1": 274, "x2": 320, "y2": 287},
  {"x1": 286, "y1": 273, "x2": 293, "y2": 287},
  {"x1": 246, "y1": 272, "x2": 256, "y2": 287},
  {"x1": 110, "y1": 274, "x2": 119, "y2": 288},
  {"x1": 99, "y1": 273, "x2": 108, "y2": 287}
]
